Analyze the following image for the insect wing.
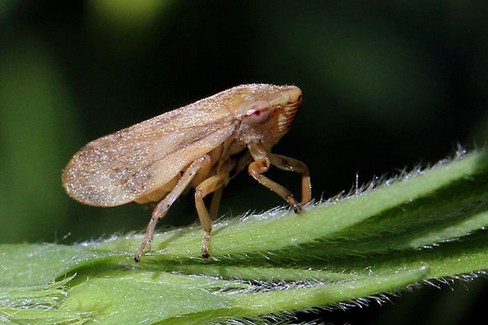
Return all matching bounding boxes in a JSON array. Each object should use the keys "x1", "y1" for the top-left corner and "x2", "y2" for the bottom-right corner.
[{"x1": 62, "y1": 101, "x2": 235, "y2": 207}]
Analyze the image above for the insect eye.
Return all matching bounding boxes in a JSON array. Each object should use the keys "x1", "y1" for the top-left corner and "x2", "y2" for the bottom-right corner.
[{"x1": 244, "y1": 100, "x2": 271, "y2": 124}]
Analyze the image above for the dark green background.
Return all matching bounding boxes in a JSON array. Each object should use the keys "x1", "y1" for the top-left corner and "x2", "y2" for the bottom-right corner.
[{"x1": 1, "y1": 1, "x2": 487, "y2": 323}]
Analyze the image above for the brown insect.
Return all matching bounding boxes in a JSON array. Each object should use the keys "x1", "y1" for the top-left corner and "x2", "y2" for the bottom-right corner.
[{"x1": 62, "y1": 84, "x2": 311, "y2": 261}]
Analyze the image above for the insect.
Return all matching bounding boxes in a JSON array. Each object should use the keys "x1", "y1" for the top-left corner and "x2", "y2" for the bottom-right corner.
[{"x1": 62, "y1": 84, "x2": 312, "y2": 261}]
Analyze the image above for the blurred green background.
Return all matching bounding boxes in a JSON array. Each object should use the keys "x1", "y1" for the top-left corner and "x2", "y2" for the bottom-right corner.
[{"x1": 1, "y1": 0, "x2": 487, "y2": 323}]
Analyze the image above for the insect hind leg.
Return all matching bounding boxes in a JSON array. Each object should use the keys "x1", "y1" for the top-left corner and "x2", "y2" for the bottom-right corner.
[{"x1": 134, "y1": 155, "x2": 211, "y2": 262}]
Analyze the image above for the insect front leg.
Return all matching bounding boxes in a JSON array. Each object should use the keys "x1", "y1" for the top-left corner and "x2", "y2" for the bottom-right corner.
[
  {"x1": 134, "y1": 155, "x2": 211, "y2": 262},
  {"x1": 247, "y1": 143, "x2": 302, "y2": 213},
  {"x1": 194, "y1": 171, "x2": 229, "y2": 258},
  {"x1": 269, "y1": 153, "x2": 312, "y2": 205}
]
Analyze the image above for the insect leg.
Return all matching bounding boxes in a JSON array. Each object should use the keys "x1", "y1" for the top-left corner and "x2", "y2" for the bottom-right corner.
[
  {"x1": 269, "y1": 153, "x2": 312, "y2": 205},
  {"x1": 248, "y1": 158, "x2": 301, "y2": 212},
  {"x1": 194, "y1": 171, "x2": 229, "y2": 258},
  {"x1": 209, "y1": 186, "x2": 223, "y2": 220},
  {"x1": 247, "y1": 143, "x2": 302, "y2": 213},
  {"x1": 134, "y1": 155, "x2": 211, "y2": 262}
]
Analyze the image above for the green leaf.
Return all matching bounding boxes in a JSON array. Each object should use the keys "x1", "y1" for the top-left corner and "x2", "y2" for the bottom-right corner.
[{"x1": 1, "y1": 149, "x2": 488, "y2": 323}]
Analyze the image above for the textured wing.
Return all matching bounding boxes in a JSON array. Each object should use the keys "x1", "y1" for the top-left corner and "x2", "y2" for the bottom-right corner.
[{"x1": 62, "y1": 100, "x2": 236, "y2": 207}]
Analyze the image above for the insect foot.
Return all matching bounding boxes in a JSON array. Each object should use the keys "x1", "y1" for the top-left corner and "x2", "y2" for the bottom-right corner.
[
  {"x1": 134, "y1": 238, "x2": 151, "y2": 262},
  {"x1": 201, "y1": 230, "x2": 211, "y2": 258},
  {"x1": 292, "y1": 202, "x2": 303, "y2": 214}
]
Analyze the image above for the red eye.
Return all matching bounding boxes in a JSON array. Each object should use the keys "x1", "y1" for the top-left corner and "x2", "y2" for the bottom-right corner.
[{"x1": 244, "y1": 100, "x2": 271, "y2": 124}]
